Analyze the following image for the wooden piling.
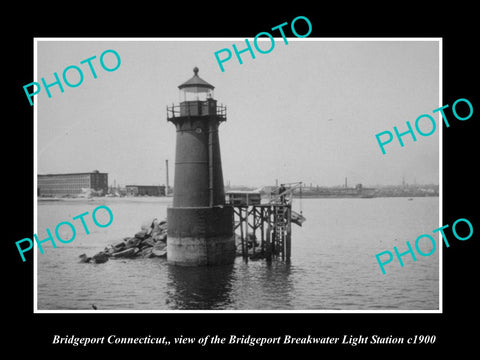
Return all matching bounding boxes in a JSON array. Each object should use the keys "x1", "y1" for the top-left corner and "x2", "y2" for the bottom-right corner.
[
  {"x1": 230, "y1": 202, "x2": 294, "y2": 263},
  {"x1": 286, "y1": 206, "x2": 292, "y2": 262},
  {"x1": 266, "y1": 207, "x2": 272, "y2": 262},
  {"x1": 238, "y1": 207, "x2": 245, "y2": 261},
  {"x1": 252, "y1": 206, "x2": 257, "y2": 256},
  {"x1": 260, "y1": 207, "x2": 265, "y2": 255}
]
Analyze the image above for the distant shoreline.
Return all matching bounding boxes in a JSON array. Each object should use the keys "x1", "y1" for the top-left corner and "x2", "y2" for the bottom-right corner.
[
  {"x1": 295, "y1": 195, "x2": 438, "y2": 199},
  {"x1": 37, "y1": 195, "x2": 438, "y2": 203},
  {"x1": 37, "y1": 196, "x2": 174, "y2": 203}
]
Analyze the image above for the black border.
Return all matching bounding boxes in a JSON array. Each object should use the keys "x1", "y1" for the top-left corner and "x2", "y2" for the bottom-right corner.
[{"x1": 6, "y1": 5, "x2": 478, "y2": 355}]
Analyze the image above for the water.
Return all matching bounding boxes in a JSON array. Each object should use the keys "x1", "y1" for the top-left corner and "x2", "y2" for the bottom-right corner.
[{"x1": 36, "y1": 197, "x2": 439, "y2": 311}]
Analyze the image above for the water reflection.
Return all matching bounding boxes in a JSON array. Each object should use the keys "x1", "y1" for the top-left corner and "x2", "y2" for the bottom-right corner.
[
  {"x1": 166, "y1": 263, "x2": 235, "y2": 310},
  {"x1": 259, "y1": 260, "x2": 295, "y2": 309},
  {"x1": 227, "y1": 259, "x2": 296, "y2": 310}
]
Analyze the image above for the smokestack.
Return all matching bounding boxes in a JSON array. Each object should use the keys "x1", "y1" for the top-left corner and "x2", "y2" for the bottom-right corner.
[{"x1": 166, "y1": 159, "x2": 169, "y2": 195}]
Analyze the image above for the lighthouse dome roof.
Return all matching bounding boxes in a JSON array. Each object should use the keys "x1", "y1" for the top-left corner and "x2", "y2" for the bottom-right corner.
[{"x1": 178, "y1": 67, "x2": 215, "y2": 92}]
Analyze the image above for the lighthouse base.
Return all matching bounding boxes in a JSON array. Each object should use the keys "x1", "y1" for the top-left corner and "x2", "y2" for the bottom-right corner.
[
  {"x1": 167, "y1": 206, "x2": 235, "y2": 266},
  {"x1": 167, "y1": 235, "x2": 235, "y2": 266}
]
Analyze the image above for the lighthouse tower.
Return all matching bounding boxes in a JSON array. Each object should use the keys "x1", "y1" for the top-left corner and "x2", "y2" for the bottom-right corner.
[{"x1": 166, "y1": 67, "x2": 235, "y2": 266}]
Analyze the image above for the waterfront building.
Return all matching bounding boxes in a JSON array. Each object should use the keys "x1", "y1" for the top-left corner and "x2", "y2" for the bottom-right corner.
[
  {"x1": 125, "y1": 185, "x2": 166, "y2": 196},
  {"x1": 37, "y1": 170, "x2": 108, "y2": 197}
]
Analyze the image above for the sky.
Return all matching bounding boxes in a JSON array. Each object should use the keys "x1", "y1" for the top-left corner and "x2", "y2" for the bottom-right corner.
[{"x1": 36, "y1": 39, "x2": 440, "y2": 188}]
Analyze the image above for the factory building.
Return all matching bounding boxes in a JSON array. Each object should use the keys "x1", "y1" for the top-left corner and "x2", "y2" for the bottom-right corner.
[
  {"x1": 37, "y1": 170, "x2": 108, "y2": 197},
  {"x1": 125, "y1": 185, "x2": 166, "y2": 197}
]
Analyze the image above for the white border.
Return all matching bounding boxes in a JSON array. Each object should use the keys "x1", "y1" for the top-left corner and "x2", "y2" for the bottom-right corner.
[
  {"x1": 33, "y1": 40, "x2": 39, "y2": 312},
  {"x1": 438, "y1": 39, "x2": 443, "y2": 313},
  {"x1": 33, "y1": 37, "x2": 443, "y2": 314}
]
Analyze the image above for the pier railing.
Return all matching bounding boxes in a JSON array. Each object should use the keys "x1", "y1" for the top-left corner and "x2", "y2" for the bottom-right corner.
[{"x1": 267, "y1": 182, "x2": 303, "y2": 206}]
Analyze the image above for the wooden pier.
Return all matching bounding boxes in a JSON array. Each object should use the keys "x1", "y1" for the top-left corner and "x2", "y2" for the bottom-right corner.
[{"x1": 226, "y1": 183, "x2": 305, "y2": 262}]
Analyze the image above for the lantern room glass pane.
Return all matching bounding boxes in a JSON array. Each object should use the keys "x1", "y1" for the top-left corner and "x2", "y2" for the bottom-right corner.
[{"x1": 180, "y1": 88, "x2": 214, "y2": 102}]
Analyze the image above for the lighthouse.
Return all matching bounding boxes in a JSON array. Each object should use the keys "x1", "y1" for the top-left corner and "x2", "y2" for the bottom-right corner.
[{"x1": 166, "y1": 67, "x2": 235, "y2": 266}]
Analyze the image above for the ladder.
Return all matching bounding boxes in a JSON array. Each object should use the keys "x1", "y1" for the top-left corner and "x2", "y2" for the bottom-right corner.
[{"x1": 271, "y1": 204, "x2": 286, "y2": 259}]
